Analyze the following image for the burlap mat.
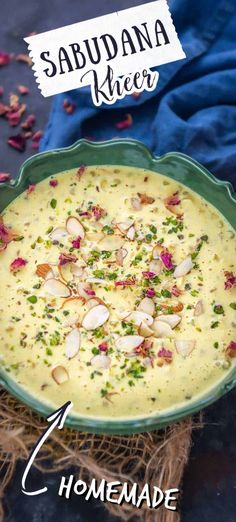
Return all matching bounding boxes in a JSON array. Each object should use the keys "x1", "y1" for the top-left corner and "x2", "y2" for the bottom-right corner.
[{"x1": 0, "y1": 388, "x2": 202, "y2": 522}]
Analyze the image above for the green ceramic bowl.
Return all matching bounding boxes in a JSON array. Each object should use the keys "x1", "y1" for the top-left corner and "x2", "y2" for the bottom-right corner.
[{"x1": 0, "y1": 139, "x2": 235, "y2": 434}]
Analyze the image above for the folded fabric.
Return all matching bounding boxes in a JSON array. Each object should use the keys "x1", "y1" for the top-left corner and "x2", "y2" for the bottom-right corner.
[{"x1": 40, "y1": 0, "x2": 236, "y2": 185}]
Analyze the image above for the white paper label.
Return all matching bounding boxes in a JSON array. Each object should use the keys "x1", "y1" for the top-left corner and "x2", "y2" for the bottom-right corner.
[{"x1": 24, "y1": 0, "x2": 186, "y2": 105}]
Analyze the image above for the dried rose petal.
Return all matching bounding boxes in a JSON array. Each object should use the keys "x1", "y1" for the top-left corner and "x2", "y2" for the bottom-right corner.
[
  {"x1": 160, "y1": 249, "x2": 174, "y2": 270},
  {"x1": 71, "y1": 236, "x2": 81, "y2": 249},
  {"x1": 0, "y1": 52, "x2": 10, "y2": 67},
  {"x1": 10, "y1": 257, "x2": 27, "y2": 272},
  {"x1": 27, "y1": 184, "x2": 36, "y2": 194},
  {"x1": 49, "y1": 179, "x2": 58, "y2": 187},
  {"x1": 77, "y1": 164, "x2": 86, "y2": 180},
  {"x1": 224, "y1": 271, "x2": 236, "y2": 290},
  {"x1": 8, "y1": 133, "x2": 26, "y2": 152},
  {"x1": 157, "y1": 347, "x2": 173, "y2": 362},
  {"x1": 63, "y1": 99, "x2": 76, "y2": 114},
  {"x1": 91, "y1": 205, "x2": 107, "y2": 221},
  {"x1": 0, "y1": 173, "x2": 11, "y2": 183},
  {"x1": 98, "y1": 342, "x2": 108, "y2": 352},
  {"x1": 31, "y1": 142, "x2": 39, "y2": 150},
  {"x1": 6, "y1": 110, "x2": 22, "y2": 127},
  {"x1": 32, "y1": 130, "x2": 43, "y2": 142},
  {"x1": 115, "y1": 113, "x2": 133, "y2": 130},
  {"x1": 145, "y1": 288, "x2": 156, "y2": 298},
  {"x1": 21, "y1": 114, "x2": 36, "y2": 130},
  {"x1": 0, "y1": 223, "x2": 18, "y2": 245},
  {"x1": 79, "y1": 211, "x2": 91, "y2": 218},
  {"x1": 22, "y1": 131, "x2": 33, "y2": 139},
  {"x1": 135, "y1": 338, "x2": 153, "y2": 357},
  {"x1": 15, "y1": 54, "x2": 32, "y2": 66},
  {"x1": 226, "y1": 341, "x2": 236, "y2": 358},
  {"x1": 84, "y1": 288, "x2": 96, "y2": 297},
  {"x1": 164, "y1": 192, "x2": 181, "y2": 206},
  {"x1": 171, "y1": 284, "x2": 181, "y2": 297},
  {"x1": 115, "y1": 277, "x2": 136, "y2": 287},
  {"x1": 17, "y1": 85, "x2": 29, "y2": 95},
  {"x1": 59, "y1": 252, "x2": 77, "y2": 266},
  {"x1": 132, "y1": 92, "x2": 141, "y2": 99},
  {"x1": 0, "y1": 223, "x2": 10, "y2": 240},
  {"x1": 142, "y1": 271, "x2": 156, "y2": 280}
]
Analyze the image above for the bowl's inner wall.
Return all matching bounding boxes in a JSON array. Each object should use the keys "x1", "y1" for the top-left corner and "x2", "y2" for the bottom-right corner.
[
  {"x1": 1, "y1": 141, "x2": 235, "y2": 230},
  {"x1": 0, "y1": 139, "x2": 235, "y2": 433}
]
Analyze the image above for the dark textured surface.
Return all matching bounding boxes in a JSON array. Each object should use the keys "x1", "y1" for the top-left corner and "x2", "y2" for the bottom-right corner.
[{"x1": 1, "y1": 1, "x2": 236, "y2": 521}]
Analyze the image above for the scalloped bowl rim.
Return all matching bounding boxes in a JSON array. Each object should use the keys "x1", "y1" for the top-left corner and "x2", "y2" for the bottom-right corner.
[{"x1": 0, "y1": 138, "x2": 235, "y2": 434}]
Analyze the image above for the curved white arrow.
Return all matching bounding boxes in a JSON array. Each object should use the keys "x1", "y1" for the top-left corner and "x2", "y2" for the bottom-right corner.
[{"x1": 21, "y1": 401, "x2": 73, "y2": 496}]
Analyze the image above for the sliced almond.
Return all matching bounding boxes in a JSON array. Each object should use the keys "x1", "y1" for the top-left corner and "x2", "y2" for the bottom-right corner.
[
  {"x1": 174, "y1": 256, "x2": 193, "y2": 278},
  {"x1": 97, "y1": 235, "x2": 124, "y2": 251},
  {"x1": 127, "y1": 311, "x2": 154, "y2": 326},
  {"x1": 58, "y1": 264, "x2": 69, "y2": 283},
  {"x1": 60, "y1": 295, "x2": 85, "y2": 310},
  {"x1": 116, "y1": 219, "x2": 134, "y2": 233},
  {"x1": 156, "y1": 314, "x2": 181, "y2": 329},
  {"x1": 82, "y1": 304, "x2": 109, "y2": 330},
  {"x1": 126, "y1": 226, "x2": 135, "y2": 241},
  {"x1": 142, "y1": 356, "x2": 152, "y2": 367},
  {"x1": 137, "y1": 297, "x2": 155, "y2": 316},
  {"x1": 63, "y1": 313, "x2": 80, "y2": 327},
  {"x1": 86, "y1": 297, "x2": 104, "y2": 309},
  {"x1": 45, "y1": 269, "x2": 56, "y2": 280},
  {"x1": 65, "y1": 328, "x2": 81, "y2": 359},
  {"x1": 149, "y1": 259, "x2": 161, "y2": 275},
  {"x1": 51, "y1": 365, "x2": 69, "y2": 384},
  {"x1": 86, "y1": 277, "x2": 107, "y2": 284},
  {"x1": 115, "y1": 335, "x2": 144, "y2": 352},
  {"x1": 36, "y1": 263, "x2": 52, "y2": 279},
  {"x1": 50, "y1": 227, "x2": 68, "y2": 242},
  {"x1": 152, "y1": 244, "x2": 162, "y2": 259},
  {"x1": 71, "y1": 264, "x2": 85, "y2": 278},
  {"x1": 66, "y1": 216, "x2": 85, "y2": 239},
  {"x1": 151, "y1": 319, "x2": 174, "y2": 338},
  {"x1": 44, "y1": 278, "x2": 71, "y2": 298},
  {"x1": 91, "y1": 354, "x2": 111, "y2": 369},
  {"x1": 118, "y1": 310, "x2": 133, "y2": 320},
  {"x1": 131, "y1": 197, "x2": 142, "y2": 210},
  {"x1": 115, "y1": 247, "x2": 128, "y2": 267},
  {"x1": 194, "y1": 300, "x2": 204, "y2": 316},
  {"x1": 175, "y1": 340, "x2": 196, "y2": 357},
  {"x1": 138, "y1": 322, "x2": 153, "y2": 338},
  {"x1": 86, "y1": 232, "x2": 104, "y2": 242},
  {"x1": 165, "y1": 204, "x2": 182, "y2": 218}
]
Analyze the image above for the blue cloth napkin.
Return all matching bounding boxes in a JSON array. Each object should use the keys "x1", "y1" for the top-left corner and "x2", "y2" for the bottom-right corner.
[{"x1": 40, "y1": 0, "x2": 236, "y2": 185}]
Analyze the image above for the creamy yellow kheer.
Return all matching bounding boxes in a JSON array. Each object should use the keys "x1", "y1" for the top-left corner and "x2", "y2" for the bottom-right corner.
[{"x1": 0, "y1": 165, "x2": 236, "y2": 419}]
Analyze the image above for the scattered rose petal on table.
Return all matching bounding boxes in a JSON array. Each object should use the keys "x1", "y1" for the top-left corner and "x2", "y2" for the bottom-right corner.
[
  {"x1": 0, "y1": 51, "x2": 10, "y2": 66},
  {"x1": 15, "y1": 54, "x2": 32, "y2": 66},
  {"x1": 0, "y1": 172, "x2": 11, "y2": 182},
  {"x1": 17, "y1": 84, "x2": 29, "y2": 95},
  {"x1": 7, "y1": 133, "x2": 26, "y2": 152},
  {"x1": 115, "y1": 113, "x2": 133, "y2": 129}
]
